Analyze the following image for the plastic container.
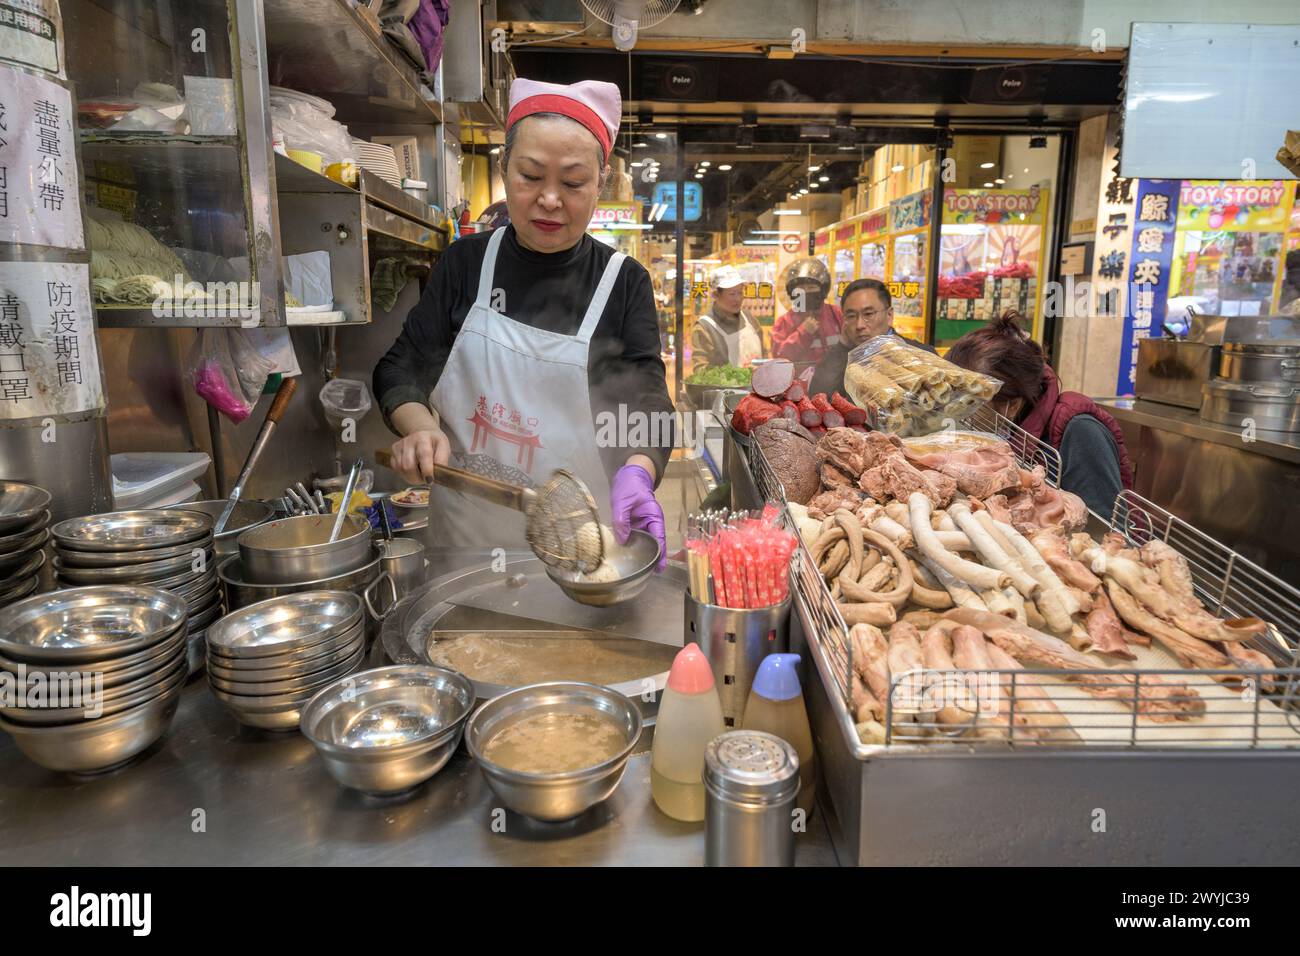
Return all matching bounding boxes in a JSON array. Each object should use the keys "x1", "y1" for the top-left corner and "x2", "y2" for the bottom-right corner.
[
  {"x1": 319, "y1": 378, "x2": 372, "y2": 430},
  {"x1": 110, "y1": 452, "x2": 211, "y2": 510},
  {"x1": 741, "y1": 653, "x2": 816, "y2": 815},
  {"x1": 651, "y1": 643, "x2": 726, "y2": 822}
]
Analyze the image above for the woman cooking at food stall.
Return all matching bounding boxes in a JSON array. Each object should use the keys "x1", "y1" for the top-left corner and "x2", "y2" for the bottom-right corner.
[
  {"x1": 945, "y1": 311, "x2": 1135, "y2": 517},
  {"x1": 374, "y1": 78, "x2": 672, "y2": 567}
]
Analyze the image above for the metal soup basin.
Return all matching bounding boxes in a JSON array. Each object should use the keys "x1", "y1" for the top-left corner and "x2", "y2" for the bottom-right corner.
[
  {"x1": 237, "y1": 513, "x2": 370, "y2": 585},
  {"x1": 466, "y1": 681, "x2": 642, "y2": 822}
]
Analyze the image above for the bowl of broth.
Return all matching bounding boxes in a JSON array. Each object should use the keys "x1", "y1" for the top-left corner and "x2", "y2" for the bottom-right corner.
[{"x1": 466, "y1": 681, "x2": 642, "y2": 822}]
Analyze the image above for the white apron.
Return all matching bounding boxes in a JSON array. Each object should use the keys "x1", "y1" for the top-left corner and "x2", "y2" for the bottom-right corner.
[
  {"x1": 427, "y1": 227, "x2": 624, "y2": 548},
  {"x1": 699, "y1": 310, "x2": 764, "y2": 366}
]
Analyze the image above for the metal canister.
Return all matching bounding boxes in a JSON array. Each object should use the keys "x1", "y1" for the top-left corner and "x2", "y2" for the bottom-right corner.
[
  {"x1": 684, "y1": 591, "x2": 791, "y2": 727},
  {"x1": 704, "y1": 730, "x2": 800, "y2": 867}
]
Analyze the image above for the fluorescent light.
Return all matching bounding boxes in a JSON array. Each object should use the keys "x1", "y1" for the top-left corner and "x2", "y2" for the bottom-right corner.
[
  {"x1": 743, "y1": 239, "x2": 781, "y2": 246},
  {"x1": 655, "y1": 132, "x2": 667, "y2": 139},
  {"x1": 979, "y1": 162, "x2": 994, "y2": 169},
  {"x1": 818, "y1": 175, "x2": 829, "y2": 182},
  {"x1": 773, "y1": 209, "x2": 801, "y2": 216},
  {"x1": 718, "y1": 164, "x2": 732, "y2": 171},
  {"x1": 700, "y1": 161, "x2": 711, "y2": 167},
  {"x1": 810, "y1": 182, "x2": 820, "y2": 188},
  {"x1": 891, "y1": 164, "x2": 904, "y2": 173},
  {"x1": 630, "y1": 161, "x2": 643, "y2": 167},
  {"x1": 983, "y1": 182, "x2": 994, "y2": 187},
  {"x1": 694, "y1": 173, "x2": 703, "y2": 179},
  {"x1": 808, "y1": 165, "x2": 820, "y2": 172},
  {"x1": 994, "y1": 178, "x2": 1005, "y2": 184},
  {"x1": 633, "y1": 141, "x2": 648, "y2": 148}
]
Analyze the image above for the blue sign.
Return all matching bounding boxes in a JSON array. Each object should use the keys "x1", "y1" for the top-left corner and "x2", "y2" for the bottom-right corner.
[
  {"x1": 1116, "y1": 179, "x2": 1179, "y2": 395},
  {"x1": 651, "y1": 182, "x2": 702, "y2": 222}
]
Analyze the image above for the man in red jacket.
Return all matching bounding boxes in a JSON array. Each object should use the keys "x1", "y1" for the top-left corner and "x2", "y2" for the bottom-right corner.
[{"x1": 771, "y1": 257, "x2": 842, "y2": 367}]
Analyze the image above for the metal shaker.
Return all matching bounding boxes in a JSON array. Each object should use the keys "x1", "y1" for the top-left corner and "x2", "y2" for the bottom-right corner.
[{"x1": 704, "y1": 730, "x2": 800, "y2": 867}]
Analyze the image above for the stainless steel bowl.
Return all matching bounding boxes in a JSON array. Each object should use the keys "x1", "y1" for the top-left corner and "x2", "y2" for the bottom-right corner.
[
  {"x1": 205, "y1": 590, "x2": 362, "y2": 661},
  {"x1": 209, "y1": 653, "x2": 365, "y2": 732},
  {"x1": 0, "y1": 623, "x2": 187, "y2": 685},
  {"x1": 300, "y1": 665, "x2": 475, "y2": 795},
  {"x1": 51, "y1": 510, "x2": 213, "y2": 553},
  {"x1": 544, "y1": 530, "x2": 662, "y2": 607},
  {"x1": 207, "y1": 643, "x2": 365, "y2": 696},
  {"x1": 0, "y1": 482, "x2": 52, "y2": 534},
  {"x1": 56, "y1": 538, "x2": 203, "y2": 568},
  {"x1": 206, "y1": 627, "x2": 363, "y2": 683},
  {"x1": 2, "y1": 650, "x2": 188, "y2": 726},
  {"x1": 52, "y1": 547, "x2": 214, "y2": 585},
  {"x1": 0, "y1": 548, "x2": 46, "y2": 591},
  {"x1": 0, "y1": 585, "x2": 188, "y2": 664},
  {"x1": 237, "y1": 514, "x2": 371, "y2": 585},
  {"x1": 0, "y1": 680, "x2": 183, "y2": 773},
  {"x1": 162, "y1": 499, "x2": 274, "y2": 558},
  {"x1": 0, "y1": 576, "x2": 41, "y2": 607},
  {"x1": 0, "y1": 517, "x2": 50, "y2": 554},
  {"x1": 0, "y1": 530, "x2": 49, "y2": 577},
  {"x1": 466, "y1": 681, "x2": 643, "y2": 822}
]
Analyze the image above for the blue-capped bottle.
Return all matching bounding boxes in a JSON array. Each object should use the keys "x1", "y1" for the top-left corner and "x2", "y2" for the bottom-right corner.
[{"x1": 741, "y1": 653, "x2": 815, "y2": 814}]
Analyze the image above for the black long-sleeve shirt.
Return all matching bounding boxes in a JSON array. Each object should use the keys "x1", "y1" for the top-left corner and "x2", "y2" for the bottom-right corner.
[{"x1": 373, "y1": 225, "x2": 674, "y2": 484}]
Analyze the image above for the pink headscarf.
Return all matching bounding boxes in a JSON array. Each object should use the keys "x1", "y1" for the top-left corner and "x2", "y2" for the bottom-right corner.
[{"x1": 507, "y1": 78, "x2": 621, "y2": 159}]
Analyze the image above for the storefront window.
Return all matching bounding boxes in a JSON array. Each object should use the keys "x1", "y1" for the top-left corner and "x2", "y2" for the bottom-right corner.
[{"x1": 933, "y1": 134, "x2": 1061, "y2": 350}]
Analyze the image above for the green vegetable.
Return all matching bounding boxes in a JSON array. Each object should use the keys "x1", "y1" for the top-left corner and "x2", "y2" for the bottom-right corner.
[{"x1": 686, "y1": 364, "x2": 752, "y2": 388}]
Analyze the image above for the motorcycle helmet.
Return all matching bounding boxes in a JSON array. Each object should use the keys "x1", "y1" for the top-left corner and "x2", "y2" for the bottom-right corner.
[{"x1": 779, "y1": 256, "x2": 831, "y2": 311}]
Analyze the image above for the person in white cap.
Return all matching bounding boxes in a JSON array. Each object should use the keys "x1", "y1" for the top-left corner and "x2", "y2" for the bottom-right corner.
[
  {"x1": 691, "y1": 265, "x2": 767, "y2": 370},
  {"x1": 375, "y1": 77, "x2": 672, "y2": 566}
]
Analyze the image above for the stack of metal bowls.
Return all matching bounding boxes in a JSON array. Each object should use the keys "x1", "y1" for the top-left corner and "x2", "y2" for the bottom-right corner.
[
  {"x1": 0, "y1": 585, "x2": 188, "y2": 773},
  {"x1": 205, "y1": 590, "x2": 366, "y2": 732},
  {"x1": 300, "y1": 665, "x2": 475, "y2": 795},
  {"x1": 50, "y1": 510, "x2": 223, "y2": 678},
  {"x1": 217, "y1": 513, "x2": 380, "y2": 617},
  {"x1": 0, "y1": 481, "x2": 52, "y2": 609}
]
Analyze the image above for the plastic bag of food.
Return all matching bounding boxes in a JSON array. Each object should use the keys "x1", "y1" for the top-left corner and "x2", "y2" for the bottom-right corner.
[
  {"x1": 843, "y1": 335, "x2": 1001, "y2": 437},
  {"x1": 186, "y1": 329, "x2": 275, "y2": 424}
]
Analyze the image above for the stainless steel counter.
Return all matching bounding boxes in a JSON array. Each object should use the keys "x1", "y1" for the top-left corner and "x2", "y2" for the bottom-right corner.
[
  {"x1": 1098, "y1": 398, "x2": 1300, "y2": 466},
  {"x1": 1095, "y1": 399, "x2": 1300, "y2": 586},
  {"x1": 0, "y1": 546, "x2": 839, "y2": 866}
]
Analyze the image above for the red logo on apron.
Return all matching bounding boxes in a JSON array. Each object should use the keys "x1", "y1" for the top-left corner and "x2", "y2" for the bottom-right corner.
[{"x1": 469, "y1": 395, "x2": 543, "y2": 472}]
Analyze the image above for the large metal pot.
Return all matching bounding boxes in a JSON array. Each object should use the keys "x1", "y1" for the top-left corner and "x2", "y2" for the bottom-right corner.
[
  {"x1": 160, "y1": 499, "x2": 274, "y2": 558},
  {"x1": 218, "y1": 552, "x2": 381, "y2": 611},
  {"x1": 1200, "y1": 379, "x2": 1300, "y2": 432},
  {"x1": 1219, "y1": 342, "x2": 1300, "y2": 385},
  {"x1": 237, "y1": 513, "x2": 370, "y2": 584}
]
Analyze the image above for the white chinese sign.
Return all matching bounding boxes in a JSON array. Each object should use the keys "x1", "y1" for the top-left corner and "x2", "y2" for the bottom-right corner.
[
  {"x1": 0, "y1": 0, "x2": 63, "y2": 79},
  {"x1": 0, "y1": 65, "x2": 82, "y2": 249},
  {"x1": 0, "y1": 259, "x2": 103, "y2": 418}
]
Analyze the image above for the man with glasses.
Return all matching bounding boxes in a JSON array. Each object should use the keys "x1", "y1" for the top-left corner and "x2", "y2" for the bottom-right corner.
[{"x1": 808, "y1": 278, "x2": 934, "y2": 400}]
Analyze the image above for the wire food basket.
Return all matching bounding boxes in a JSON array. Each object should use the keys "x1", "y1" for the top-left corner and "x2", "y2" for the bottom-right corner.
[{"x1": 739, "y1": 409, "x2": 1300, "y2": 751}]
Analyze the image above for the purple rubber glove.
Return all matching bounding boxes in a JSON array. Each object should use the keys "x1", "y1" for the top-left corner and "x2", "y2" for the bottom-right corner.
[{"x1": 611, "y1": 464, "x2": 667, "y2": 571}]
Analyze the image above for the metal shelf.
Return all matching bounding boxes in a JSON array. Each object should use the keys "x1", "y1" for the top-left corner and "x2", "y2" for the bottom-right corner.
[{"x1": 263, "y1": 0, "x2": 443, "y2": 126}]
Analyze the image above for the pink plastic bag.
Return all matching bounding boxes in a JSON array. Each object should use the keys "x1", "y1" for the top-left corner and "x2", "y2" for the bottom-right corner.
[{"x1": 186, "y1": 329, "x2": 274, "y2": 424}]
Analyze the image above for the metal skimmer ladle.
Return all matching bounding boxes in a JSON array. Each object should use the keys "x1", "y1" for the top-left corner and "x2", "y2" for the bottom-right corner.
[
  {"x1": 427, "y1": 463, "x2": 605, "y2": 574},
  {"x1": 374, "y1": 451, "x2": 606, "y2": 573}
]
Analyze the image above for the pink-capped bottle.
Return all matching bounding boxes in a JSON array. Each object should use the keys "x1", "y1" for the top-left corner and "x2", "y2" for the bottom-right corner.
[{"x1": 651, "y1": 642, "x2": 726, "y2": 822}]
